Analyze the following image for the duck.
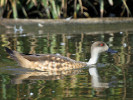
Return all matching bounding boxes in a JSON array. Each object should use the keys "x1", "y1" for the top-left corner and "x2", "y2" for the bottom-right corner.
[{"x1": 5, "y1": 41, "x2": 117, "y2": 71}]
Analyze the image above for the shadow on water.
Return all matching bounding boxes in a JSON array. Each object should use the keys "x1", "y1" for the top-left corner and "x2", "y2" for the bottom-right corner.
[{"x1": 0, "y1": 21, "x2": 133, "y2": 99}]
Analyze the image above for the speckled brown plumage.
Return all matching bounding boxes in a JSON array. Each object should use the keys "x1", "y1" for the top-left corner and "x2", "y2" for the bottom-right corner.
[
  {"x1": 5, "y1": 47, "x2": 87, "y2": 71},
  {"x1": 23, "y1": 54, "x2": 87, "y2": 71}
]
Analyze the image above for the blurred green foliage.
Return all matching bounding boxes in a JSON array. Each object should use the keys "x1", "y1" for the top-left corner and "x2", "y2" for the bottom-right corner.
[{"x1": 0, "y1": 0, "x2": 132, "y2": 19}]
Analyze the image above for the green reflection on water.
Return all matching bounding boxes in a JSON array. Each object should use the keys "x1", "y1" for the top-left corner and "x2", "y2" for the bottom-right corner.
[{"x1": 0, "y1": 29, "x2": 133, "y2": 100}]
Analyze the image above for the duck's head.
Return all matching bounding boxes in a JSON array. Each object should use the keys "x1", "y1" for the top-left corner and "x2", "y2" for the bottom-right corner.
[
  {"x1": 91, "y1": 41, "x2": 108, "y2": 54},
  {"x1": 87, "y1": 41, "x2": 117, "y2": 65}
]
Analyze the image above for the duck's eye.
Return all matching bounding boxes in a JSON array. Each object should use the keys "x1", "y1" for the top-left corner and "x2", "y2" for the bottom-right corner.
[{"x1": 98, "y1": 43, "x2": 104, "y2": 46}]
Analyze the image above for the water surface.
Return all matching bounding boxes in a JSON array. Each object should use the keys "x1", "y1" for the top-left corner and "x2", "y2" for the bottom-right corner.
[{"x1": 0, "y1": 23, "x2": 133, "y2": 100}]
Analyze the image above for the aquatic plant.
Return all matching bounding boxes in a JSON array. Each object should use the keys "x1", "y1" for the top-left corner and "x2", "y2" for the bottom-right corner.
[{"x1": 0, "y1": 0, "x2": 132, "y2": 18}]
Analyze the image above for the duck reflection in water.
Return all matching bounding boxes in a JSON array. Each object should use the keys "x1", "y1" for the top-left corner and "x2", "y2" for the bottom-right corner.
[{"x1": 12, "y1": 64, "x2": 110, "y2": 93}]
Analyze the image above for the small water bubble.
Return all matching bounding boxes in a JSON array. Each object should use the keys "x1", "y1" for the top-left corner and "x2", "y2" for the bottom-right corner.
[
  {"x1": 14, "y1": 25, "x2": 24, "y2": 34},
  {"x1": 65, "y1": 16, "x2": 72, "y2": 21},
  {"x1": 19, "y1": 26, "x2": 23, "y2": 32},
  {"x1": 72, "y1": 54, "x2": 76, "y2": 55},
  {"x1": 60, "y1": 42, "x2": 65, "y2": 46},
  {"x1": 66, "y1": 36, "x2": 72, "y2": 39},
  {"x1": 123, "y1": 43, "x2": 127, "y2": 47},
  {"x1": 20, "y1": 34, "x2": 26, "y2": 37},
  {"x1": 56, "y1": 53, "x2": 61, "y2": 56},
  {"x1": 30, "y1": 92, "x2": 34, "y2": 96},
  {"x1": 120, "y1": 32, "x2": 123, "y2": 34},
  {"x1": 52, "y1": 91, "x2": 55, "y2": 93},
  {"x1": 38, "y1": 23, "x2": 43, "y2": 27}
]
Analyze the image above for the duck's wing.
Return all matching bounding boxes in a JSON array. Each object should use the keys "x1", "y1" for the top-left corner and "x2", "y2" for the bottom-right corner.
[{"x1": 22, "y1": 54, "x2": 87, "y2": 70}]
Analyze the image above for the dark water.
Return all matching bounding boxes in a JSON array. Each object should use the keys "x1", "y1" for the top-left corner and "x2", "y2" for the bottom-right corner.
[{"x1": 0, "y1": 23, "x2": 133, "y2": 100}]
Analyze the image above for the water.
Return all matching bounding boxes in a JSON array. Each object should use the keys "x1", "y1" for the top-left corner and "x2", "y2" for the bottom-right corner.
[{"x1": 0, "y1": 23, "x2": 133, "y2": 100}]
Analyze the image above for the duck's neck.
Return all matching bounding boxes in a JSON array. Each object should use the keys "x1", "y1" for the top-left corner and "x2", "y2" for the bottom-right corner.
[{"x1": 87, "y1": 52, "x2": 99, "y2": 65}]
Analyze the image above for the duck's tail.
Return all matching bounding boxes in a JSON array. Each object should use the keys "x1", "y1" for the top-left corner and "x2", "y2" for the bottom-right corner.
[
  {"x1": 5, "y1": 47, "x2": 14, "y2": 57},
  {"x1": 5, "y1": 47, "x2": 23, "y2": 61},
  {"x1": 5, "y1": 47, "x2": 31, "y2": 68}
]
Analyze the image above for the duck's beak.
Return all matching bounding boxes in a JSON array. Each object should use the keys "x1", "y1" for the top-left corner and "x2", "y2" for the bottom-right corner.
[{"x1": 106, "y1": 48, "x2": 117, "y2": 53}]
